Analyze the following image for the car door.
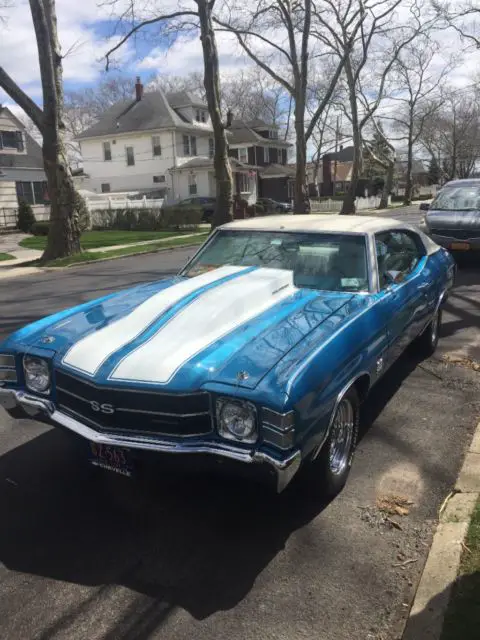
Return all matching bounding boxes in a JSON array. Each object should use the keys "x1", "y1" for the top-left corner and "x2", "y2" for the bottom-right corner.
[{"x1": 375, "y1": 230, "x2": 430, "y2": 366}]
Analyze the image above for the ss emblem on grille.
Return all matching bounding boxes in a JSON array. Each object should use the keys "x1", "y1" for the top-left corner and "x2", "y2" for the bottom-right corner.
[{"x1": 90, "y1": 401, "x2": 115, "y2": 414}]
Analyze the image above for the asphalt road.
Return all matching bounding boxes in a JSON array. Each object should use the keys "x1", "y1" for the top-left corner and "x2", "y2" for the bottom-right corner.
[{"x1": 0, "y1": 209, "x2": 479, "y2": 640}]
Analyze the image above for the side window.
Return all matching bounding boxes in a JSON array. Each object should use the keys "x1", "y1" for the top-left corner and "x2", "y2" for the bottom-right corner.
[{"x1": 376, "y1": 231, "x2": 425, "y2": 289}]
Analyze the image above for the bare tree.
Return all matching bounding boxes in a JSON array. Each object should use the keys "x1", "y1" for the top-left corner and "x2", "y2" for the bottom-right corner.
[
  {"x1": 418, "y1": 88, "x2": 480, "y2": 180},
  {"x1": 147, "y1": 71, "x2": 206, "y2": 100},
  {"x1": 363, "y1": 119, "x2": 396, "y2": 208},
  {"x1": 313, "y1": 0, "x2": 436, "y2": 214},
  {"x1": 104, "y1": 1, "x2": 234, "y2": 228},
  {"x1": 215, "y1": 0, "x2": 358, "y2": 213},
  {"x1": 382, "y1": 37, "x2": 454, "y2": 204},
  {"x1": 0, "y1": 0, "x2": 83, "y2": 261},
  {"x1": 432, "y1": 0, "x2": 480, "y2": 48}
]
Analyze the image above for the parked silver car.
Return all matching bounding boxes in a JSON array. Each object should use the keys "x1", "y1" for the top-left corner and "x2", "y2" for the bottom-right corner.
[{"x1": 419, "y1": 179, "x2": 480, "y2": 252}]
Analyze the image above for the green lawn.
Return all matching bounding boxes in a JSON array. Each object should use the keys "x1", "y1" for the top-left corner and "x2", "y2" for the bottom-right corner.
[
  {"x1": 44, "y1": 233, "x2": 209, "y2": 267},
  {"x1": 20, "y1": 230, "x2": 189, "y2": 251},
  {"x1": 441, "y1": 497, "x2": 480, "y2": 640},
  {"x1": 0, "y1": 253, "x2": 14, "y2": 261}
]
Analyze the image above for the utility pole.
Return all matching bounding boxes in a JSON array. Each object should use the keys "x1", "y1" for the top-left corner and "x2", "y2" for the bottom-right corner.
[{"x1": 333, "y1": 115, "x2": 340, "y2": 197}]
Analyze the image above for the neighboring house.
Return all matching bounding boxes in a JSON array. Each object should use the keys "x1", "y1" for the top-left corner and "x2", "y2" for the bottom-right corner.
[
  {"x1": 0, "y1": 106, "x2": 48, "y2": 215},
  {"x1": 394, "y1": 160, "x2": 428, "y2": 191},
  {"x1": 228, "y1": 119, "x2": 293, "y2": 202},
  {"x1": 76, "y1": 79, "x2": 257, "y2": 204}
]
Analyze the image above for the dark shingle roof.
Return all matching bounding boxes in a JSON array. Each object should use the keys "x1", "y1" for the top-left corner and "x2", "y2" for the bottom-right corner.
[
  {"x1": 0, "y1": 108, "x2": 44, "y2": 169},
  {"x1": 166, "y1": 91, "x2": 207, "y2": 109},
  {"x1": 77, "y1": 91, "x2": 195, "y2": 139},
  {"x1": 261, "y1": 163, "x2": 296, "y2": 178},
  {"x1": 323, "y1": 146, "x2": 355, "y2": 162},
  {"x1": 229, "y1": 119, "x2": 290, "y2": 147}
]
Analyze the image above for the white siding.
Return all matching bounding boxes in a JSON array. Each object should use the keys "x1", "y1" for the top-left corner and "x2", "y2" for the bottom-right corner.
[
  {"x1": 80, "y1": 129, "x2": 214, "y2": 200},
  {"x1": 0, "y1": 181, "x2": 17, "y2": 208},
  {"x1": 174, "y1": 169, "x2": 212, "y2": 201}
]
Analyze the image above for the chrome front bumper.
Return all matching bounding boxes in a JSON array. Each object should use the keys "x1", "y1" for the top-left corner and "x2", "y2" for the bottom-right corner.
[{"x1": 0, "y1": 388, "x2": 302, "y2": 492}]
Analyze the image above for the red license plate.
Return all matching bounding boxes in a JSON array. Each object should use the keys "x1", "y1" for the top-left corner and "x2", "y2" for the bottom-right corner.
[{"x1": 88, "y1": 442, "x2": 134, "y2": 477}]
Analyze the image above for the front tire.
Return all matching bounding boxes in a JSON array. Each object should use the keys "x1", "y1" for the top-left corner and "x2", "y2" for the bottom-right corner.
[
  {"x1": 297, "y1": 387, "x2": 360, "y2": 501},
  {"x1": 414, "y1": 308, "x2": 442, "y2": 357}
]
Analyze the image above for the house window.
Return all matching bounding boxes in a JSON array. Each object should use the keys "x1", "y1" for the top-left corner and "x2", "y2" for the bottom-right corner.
[
  {"x1": 126, "y1": 146, "x2": 135, "y2": 166},
  {"x1": 103, "y1": 141, "x2": 112, "y2": 161},
  {"x1": 183, "y1": 135, "x2": 197, "y2": 156},
  {"x1": 264, "y1": 147, "x2": 270, "y2": 163},
  {"x1": 238, "y1": 147, "x2": 248, "y2": 163},
  {"x1": 16, "y1": 181, "x2": 49, "y2": 205},
  {"x1": 238, "y1": 173, "x2": 249, "y2": 193},
  {"x1": 195, "y1": 109, "x2": 206, "y2": 123},
  {"x1": 153, "y1": 175, "x2": 166, "y2": 183},
  {"x1": 152, "y1": 135, "x2": 161, "y2": 156},
  {"x1": 101, "y1": 183, "x2": 111, "y2": 193},
  {"x1": 209, "y1": 138, "x2": 214, "y2": 158},
  {"x1": 188, "y1": 173, "x2": 197, "y2": 195},
  {"x1": 269, "y1": 130, "x2": 278, "y2": 140},
  {"x1": 0, "y1": 130, "x2": 23, "y2": 150}
]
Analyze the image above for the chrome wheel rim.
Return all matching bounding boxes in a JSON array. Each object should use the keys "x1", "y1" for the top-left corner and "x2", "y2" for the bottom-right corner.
[
  {"x1": 431, "y1": 313, "x2": 439, "y2": 345},
  {"x1": 329, "y1": 398, "x2": 354, "y2": 476}
]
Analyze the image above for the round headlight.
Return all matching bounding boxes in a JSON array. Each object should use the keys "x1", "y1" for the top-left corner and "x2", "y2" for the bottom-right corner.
[
  {"x1": 23, "y1": 356, "x2": 50, "y2": 393},
  {"x1": 217, "y1": 399, "x2": 257, "y2": 443}
]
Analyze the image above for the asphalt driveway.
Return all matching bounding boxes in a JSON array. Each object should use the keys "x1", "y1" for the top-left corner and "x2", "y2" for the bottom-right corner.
[{"x1": 0, "y1": 236, "x2": 479, "y2": 640}]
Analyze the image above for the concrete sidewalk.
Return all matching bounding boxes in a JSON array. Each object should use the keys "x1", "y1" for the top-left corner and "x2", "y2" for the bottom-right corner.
[{"x1": 0, "y1": 231, "x2": 206, "y2": 274}]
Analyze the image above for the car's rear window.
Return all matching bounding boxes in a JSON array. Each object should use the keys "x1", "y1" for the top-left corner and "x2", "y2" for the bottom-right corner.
[
  {"x1": 182, "y1": 230, "x2": 369, "y2": 292},
  {"x1": 431, "y1": 185, "x2": 480, "y2": 211}
]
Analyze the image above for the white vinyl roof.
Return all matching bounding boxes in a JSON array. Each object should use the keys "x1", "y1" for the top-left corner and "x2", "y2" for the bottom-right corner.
[{"x1": 221, "y1": 214, "x2": 440, "y2": 255}]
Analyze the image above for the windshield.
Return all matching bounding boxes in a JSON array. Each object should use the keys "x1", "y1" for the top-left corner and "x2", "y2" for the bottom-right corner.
[
  {"x1": 431, "y1": 186, "x2": 480, "y2": 211},
  {"x1": 182, "y1": 230, "x2": 369, "y2": 292}
]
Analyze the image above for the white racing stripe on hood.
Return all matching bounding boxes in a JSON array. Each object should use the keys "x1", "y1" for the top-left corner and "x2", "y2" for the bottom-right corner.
[
  {"x1": 110, "y1": 268, "x2": 297, "y2": 384},
  {"x1": 62, "y1": 265, "x2": 247, "y2": 376}
]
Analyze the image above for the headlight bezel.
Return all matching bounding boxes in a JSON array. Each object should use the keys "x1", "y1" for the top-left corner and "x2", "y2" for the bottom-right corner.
[
  {"x1": 216, "y1": 397, "x2": 258, "y2": 444},
  {"x1": 23, "y1": 355, "x2": 51, "y2": 394}
]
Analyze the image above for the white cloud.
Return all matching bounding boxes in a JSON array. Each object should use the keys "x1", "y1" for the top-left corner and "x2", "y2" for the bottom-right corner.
[{"x1": 0, "y1": 0, "x2": 135, "y2": 106}]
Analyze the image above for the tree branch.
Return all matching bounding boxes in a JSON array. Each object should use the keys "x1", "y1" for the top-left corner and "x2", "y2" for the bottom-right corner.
[
  {"x1": 104, "y1": 10, "x2": 198, "y2": 70},
  {"x1": 0, "y1": 66, "x2": 44, "y2": 132}
]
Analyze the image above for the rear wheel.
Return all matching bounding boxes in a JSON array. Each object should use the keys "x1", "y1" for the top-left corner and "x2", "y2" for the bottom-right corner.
[
  {"x1": 414, "y1": 308, "x2": 442, "y2": 357},
  {"x1": 296, "y1": 387, "x2": 360, "y2": 501}
]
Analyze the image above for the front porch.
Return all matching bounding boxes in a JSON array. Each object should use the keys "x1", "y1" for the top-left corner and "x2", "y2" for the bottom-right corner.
[{"x1": 169, "y1": 158, "x2": 258, "y2": 204}]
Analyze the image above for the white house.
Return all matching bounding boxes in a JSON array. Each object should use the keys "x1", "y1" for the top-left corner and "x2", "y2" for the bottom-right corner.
[{"x1": 77, "y1": 79, "x2": 257, "y2": 204}]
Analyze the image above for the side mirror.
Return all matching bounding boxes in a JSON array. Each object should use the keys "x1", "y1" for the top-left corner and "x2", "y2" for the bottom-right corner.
[{"x1": 419, "y1": 202, "x2": 430, "y2": 211}]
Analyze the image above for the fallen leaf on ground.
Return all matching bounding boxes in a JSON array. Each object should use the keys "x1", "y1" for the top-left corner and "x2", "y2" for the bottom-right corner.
[{"x1": 376, "y1": 493, "x2": 413, "y2": 516}]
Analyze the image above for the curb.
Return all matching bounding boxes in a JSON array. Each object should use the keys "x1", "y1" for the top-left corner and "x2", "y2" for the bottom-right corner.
[
  {"x1": 402, "y1": 421, "x2": 480, "y2": 640},
  {"x1": 0, "y1": 238, "x2": 206, "y2": 280}
]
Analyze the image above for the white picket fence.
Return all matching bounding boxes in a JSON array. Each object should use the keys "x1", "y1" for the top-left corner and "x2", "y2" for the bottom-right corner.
[
  {"x1": 85, "y1": 197, "x2": 165, "y2": 211},
  {"x1": 310, "y1": 195, "x2": 391, "y2": 213}
]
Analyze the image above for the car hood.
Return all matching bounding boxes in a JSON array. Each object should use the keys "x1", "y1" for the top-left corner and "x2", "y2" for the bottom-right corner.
[
  {"x1": 426, "y1": 209, "x2": 480, "y2": 229},
  {"x1": 3, "y1": 266, "x2": 356, "y2": 391}
]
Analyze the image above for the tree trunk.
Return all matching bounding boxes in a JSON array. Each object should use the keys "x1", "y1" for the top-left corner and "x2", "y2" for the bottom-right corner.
[
  {"x1": 30, "y1": 0, "x2": 82, "y2": 261},
  {"x1": 41, "y1": 137, "x2": 81, "y2": 261},
  {"x1": 379, "y1": 160, "x2": 394, "y2": 209},
  {"x1": 403, "y1": 122, "x2": 414, "y2": 206},
  {"x1": 293, "y1": 105, "x2": 309, "y2": 213},
  {"x1": 341, "y1": 57, "x2": 361, "y2": 215},
  {"x1": 197, "y1": 0, "x2": 233, "y2": 228}
]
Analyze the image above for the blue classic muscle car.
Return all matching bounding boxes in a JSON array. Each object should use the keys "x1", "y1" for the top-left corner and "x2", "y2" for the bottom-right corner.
[{"x1": 0, "y1": 215, "x2": 455, "y2": 498}]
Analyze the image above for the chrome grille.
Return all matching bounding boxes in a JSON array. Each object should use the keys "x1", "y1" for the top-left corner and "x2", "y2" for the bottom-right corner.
[{"x1": 54, "y1": 369, "x2": 212, "y2": 438}]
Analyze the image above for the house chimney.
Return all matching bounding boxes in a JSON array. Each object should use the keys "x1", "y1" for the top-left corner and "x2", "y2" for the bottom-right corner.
[{"x1": 135, "y1": 76, "x2": 143, "y2": 101}]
